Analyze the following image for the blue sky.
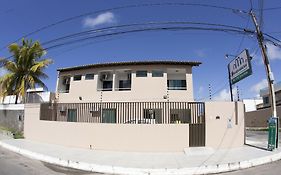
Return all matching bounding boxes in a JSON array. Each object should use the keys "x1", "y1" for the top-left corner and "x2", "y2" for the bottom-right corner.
[{"x1": 1, "y1": 0, "x2": 281, "y2": 101}]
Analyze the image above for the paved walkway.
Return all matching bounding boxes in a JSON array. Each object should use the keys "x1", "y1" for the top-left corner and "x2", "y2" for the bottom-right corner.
[{"x1": 0, "y1": 133, "x2": 281, "y2": 175}]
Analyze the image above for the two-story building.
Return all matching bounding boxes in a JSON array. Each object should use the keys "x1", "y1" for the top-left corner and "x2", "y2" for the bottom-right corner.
[
  {"x1": 56, "y1": 60, "x2": 201, "y2": 103},
  {"x1": 24, "y1": 60, "x2": 245, "y2": 152}
]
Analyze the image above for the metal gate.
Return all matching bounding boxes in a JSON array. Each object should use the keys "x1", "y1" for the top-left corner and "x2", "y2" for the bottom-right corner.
[
  {"x1": 189, "y1": 123, "x2": 205, "y2": 147},
  {"x1": 189, "y1": 103, "x2": 205, "y2": 147}
]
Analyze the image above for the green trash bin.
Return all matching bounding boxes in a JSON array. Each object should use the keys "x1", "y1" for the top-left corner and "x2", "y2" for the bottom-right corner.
[{"x1": 268, "y1": 117, "x2": 277, "y2": 151}]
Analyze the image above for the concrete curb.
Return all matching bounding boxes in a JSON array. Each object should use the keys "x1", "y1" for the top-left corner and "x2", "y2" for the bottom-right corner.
[{"x1": 1, "y1": 140, "x2": 281, "y2": 175}]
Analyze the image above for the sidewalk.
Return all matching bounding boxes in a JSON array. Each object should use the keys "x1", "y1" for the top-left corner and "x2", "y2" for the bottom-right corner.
[{"x1": 0, "y1": 134, "x2": 281, "y2": 175}]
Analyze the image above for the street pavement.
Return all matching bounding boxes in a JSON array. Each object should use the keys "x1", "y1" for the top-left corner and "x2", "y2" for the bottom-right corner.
[
  {"x1": 0, "y1": 146, "x2": 101, "y2": 175},
  {"x1": 1, "y1": 144, "x2": 281, "y2": 175}
]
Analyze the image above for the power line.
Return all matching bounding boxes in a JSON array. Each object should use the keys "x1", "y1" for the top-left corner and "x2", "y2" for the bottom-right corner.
[
  {"x1": 43, "y1": 26, "x2": 254, "y2": 51},
  {"x1": 249, "y1": 0, "x2": 253, "y2": 9},
  {"x1": 258, "y1": 0, "x2": 264, "y2": 30},
  {"x1": 235, "y1": 16, "x2": 251, "y2": 54},
  {"x1": 41, "y1": 21, "x2": 250, "y2": 47},
  {"x1": 262, "y1": 6, "x2": 281, "y2": 11},
  {"x1": 1, "y1": 22, "x2": 257, "y2": 61},
  {"x1": 0, "y1": 2, "x2": 247, "y2": 51}
]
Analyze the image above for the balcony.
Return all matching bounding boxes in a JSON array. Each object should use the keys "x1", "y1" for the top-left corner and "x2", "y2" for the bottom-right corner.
[
  {"x1": 167, "y1": 69, "x2": 187, "y2": 91},
  {"x1": 115, "y1": 70, "x2": 131, "y2": 91}
]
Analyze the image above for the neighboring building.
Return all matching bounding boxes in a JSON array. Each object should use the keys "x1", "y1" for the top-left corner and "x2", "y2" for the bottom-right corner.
[
  {"x1": 243, "y1": 99, "x2": 263, "y2": 112},
  {"x1": 245, "y1": 82, "x2": 281, "y2": 128},
  {"x1": 56, "y1": 60, "x2": 201, "y2": 103},
  {"x1": 0, "y1": 88, "x2": 54, "y2": 104},
  {"x1": 0, "y1": 88, "x2": 55, "y2": 132},
  {"x1": 259, "y1": 81, "x2": 281, "y2": 109}
]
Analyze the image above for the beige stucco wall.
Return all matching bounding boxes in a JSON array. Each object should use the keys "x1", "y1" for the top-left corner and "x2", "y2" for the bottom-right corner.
[
  {"x1": 24, "y1": 102, "x2": 245, "y2": 152},
  {"x1": 205, "y1": 101, "x2": 245, "y2": 148},
  {"x1": 57, "y1": 65, "x2": 194, "y2": 103},
  {"x1": 24, "y1": 104, "x2": 189, "y2": 152}
]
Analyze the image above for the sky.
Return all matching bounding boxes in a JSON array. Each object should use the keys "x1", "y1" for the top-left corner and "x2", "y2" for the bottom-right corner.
[{"x1": 1, "y1": 0, "x2": 281, "y2": 101}]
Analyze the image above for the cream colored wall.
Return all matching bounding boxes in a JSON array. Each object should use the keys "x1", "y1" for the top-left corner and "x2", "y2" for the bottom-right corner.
[
  {"x1": 57, "y1": 65, "x2": 194, "y2": 103},
  {"x1": 24, "y1": 104, "x2": 189, "y2": 152},
  {"x1": 24, "y1": 102, "x2": 245, "y2": 152},
  {"x1": 205, "y1": 101, "x2": 245, "y2": 148}
]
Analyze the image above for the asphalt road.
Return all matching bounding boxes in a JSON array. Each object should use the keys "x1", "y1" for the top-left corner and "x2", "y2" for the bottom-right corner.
[
  {"x1": 0, "y1": 146, "x2": 101, "y2": 175},
  {"x1": 220, "y1": 160, "x2": 281, "y2": 175}
]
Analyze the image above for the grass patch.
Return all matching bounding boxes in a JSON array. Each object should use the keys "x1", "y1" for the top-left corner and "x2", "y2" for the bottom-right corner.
[{"x1": 0, "y1": 125, "x2": 24, "y2": 139}]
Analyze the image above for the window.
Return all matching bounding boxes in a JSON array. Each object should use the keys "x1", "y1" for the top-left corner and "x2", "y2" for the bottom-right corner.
[
  {"x1": 119, "y1": 80, "x2": 131, "y2": 91},
  {"x1": 136, "y1": 70, "x2": 147, "y2": 77},
  {"x1": 152, "y1": 70, "x2": 164, "y2": 77},
  {"x1": 73, "y1": 75, "x2": 82, "y2": 81},
  {"x1": 85, "y1": 73, "x2": 94, "y2": 80},
  {"x1": 59, "y1": 76, "x2": 70, "y2": 93},
  {"x1": 102, "y1": 81, "x2": 113, "y2": 91},
  {"x1": 143, "y1": 109, "x2": 162, "y2": 123},
  {"x1": 168, "y1": 80, "x2": 187, "y2": 90},
  {"x1": 102, "y1": 109, "x2": 116, "y2": 123},
  {"x1": 263, "y1": 96, "x2": 269, "y2": 105},
  {"x1": 170, "y1": 109, "x2": 191, "y2": 123}
]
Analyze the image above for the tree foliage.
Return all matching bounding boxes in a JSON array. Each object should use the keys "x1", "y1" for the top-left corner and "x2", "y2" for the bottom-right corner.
[{"x1": 0, "y1": 39, "x2": 53, "y2": 103}]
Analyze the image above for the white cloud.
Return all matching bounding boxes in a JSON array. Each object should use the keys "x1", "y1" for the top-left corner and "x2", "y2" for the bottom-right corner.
[
  {"x1": 267, "y1": 43, "x2": 281, "y2": 60},
  {"x1": 196, "y1": 86, "x2": 205, "y2": 100},
  {"x1": 213, "y1": 89, "x2": 230, "y2": 101},
  {"x1": 198, "y1": 86, "x2": 204, "y2": 95},
  {"x1": 250, "y1": 79, "x2": 268, "y2": 96},
  {"x1": 83, "y1": 12, "x2": 116, "y2": 28},
  {"x1": 194, "y1": 49, "x2": 207, "y2": 58},
  {"x1": 213, "y1": 88, "x2": 238, "y2": 101}
]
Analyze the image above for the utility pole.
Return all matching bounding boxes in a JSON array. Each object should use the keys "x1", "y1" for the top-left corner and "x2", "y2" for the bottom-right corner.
[{"x1": 250, "y1": 10, "x2": 278, "y2": 148}]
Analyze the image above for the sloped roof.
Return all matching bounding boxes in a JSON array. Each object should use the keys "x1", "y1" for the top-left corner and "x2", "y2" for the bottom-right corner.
[{"x1": 57, "y1": 60, "x2": 202, "y2": 72}]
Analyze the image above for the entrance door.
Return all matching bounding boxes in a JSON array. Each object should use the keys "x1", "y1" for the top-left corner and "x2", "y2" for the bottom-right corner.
[{"x1": 102, "y1": 109, "x2": 116, "y2": 123}]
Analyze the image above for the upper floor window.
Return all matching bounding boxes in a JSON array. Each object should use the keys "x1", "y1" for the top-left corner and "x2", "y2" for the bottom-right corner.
[
  {"x1": 102, "y1": 81, "x2": 113, "y2": 91},
  {"x1": 58, "y1": 76, "x2": 70, "y2": 93},
  {"x1": 85, "y1": 73, "x2": 94, "y2": 80},
  {"x1": 263, "y1": 96, "x2": 269, "y2": 105},
  {"x1": 136, "y1": 70, "x2": 147, "y2": 77},
  {"x1": 73, "y1": 75, "x2": 82, "y2": 81},
  {"x1": 168, "y1": 80, "x2": 187, "y2": 90},
  {"x1": 152, "y1": 70, "x2": 164, "y2": 77},
  {"x1": 98, "y1": 71, "x2": 113, "y2": 91},
  {"x1": 115, "y1": 70, "x2": 131, "y2": 91}
]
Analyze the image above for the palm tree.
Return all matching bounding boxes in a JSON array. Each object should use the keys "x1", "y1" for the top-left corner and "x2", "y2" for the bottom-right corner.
[{"x1": 0, "y1": 39, "x2": 53, "y2": 104}]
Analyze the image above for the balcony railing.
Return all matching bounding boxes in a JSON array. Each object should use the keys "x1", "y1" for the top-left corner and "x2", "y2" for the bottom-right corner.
[
  {"x1": 40, "y1": 102, "x2": 205, "y2": 124},
  {"x1": 168, "y1": 87, "x2": 187, "y2": 90}
]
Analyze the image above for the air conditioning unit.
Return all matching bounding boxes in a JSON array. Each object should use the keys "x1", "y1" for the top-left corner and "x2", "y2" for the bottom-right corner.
[
  {"x1": 63, "y1": 78, "x2": 70, "y2": 85},
  {"x1": 100, "y1": 73, "x2": 110, "y2": 81}
]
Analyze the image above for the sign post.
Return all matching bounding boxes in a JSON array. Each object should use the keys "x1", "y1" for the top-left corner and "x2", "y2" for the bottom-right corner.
[
  {"x1": 228, "y1": 49, "x2": 252, "y2": 85},
  {"x1": 227, "y1": 49, "x2": 252, "y2": 101}
]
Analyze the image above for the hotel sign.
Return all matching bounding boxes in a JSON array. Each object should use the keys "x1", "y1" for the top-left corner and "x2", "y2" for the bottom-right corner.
[{"x1": 228, "y1": 49, "x2": 252, "y2": 84}]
